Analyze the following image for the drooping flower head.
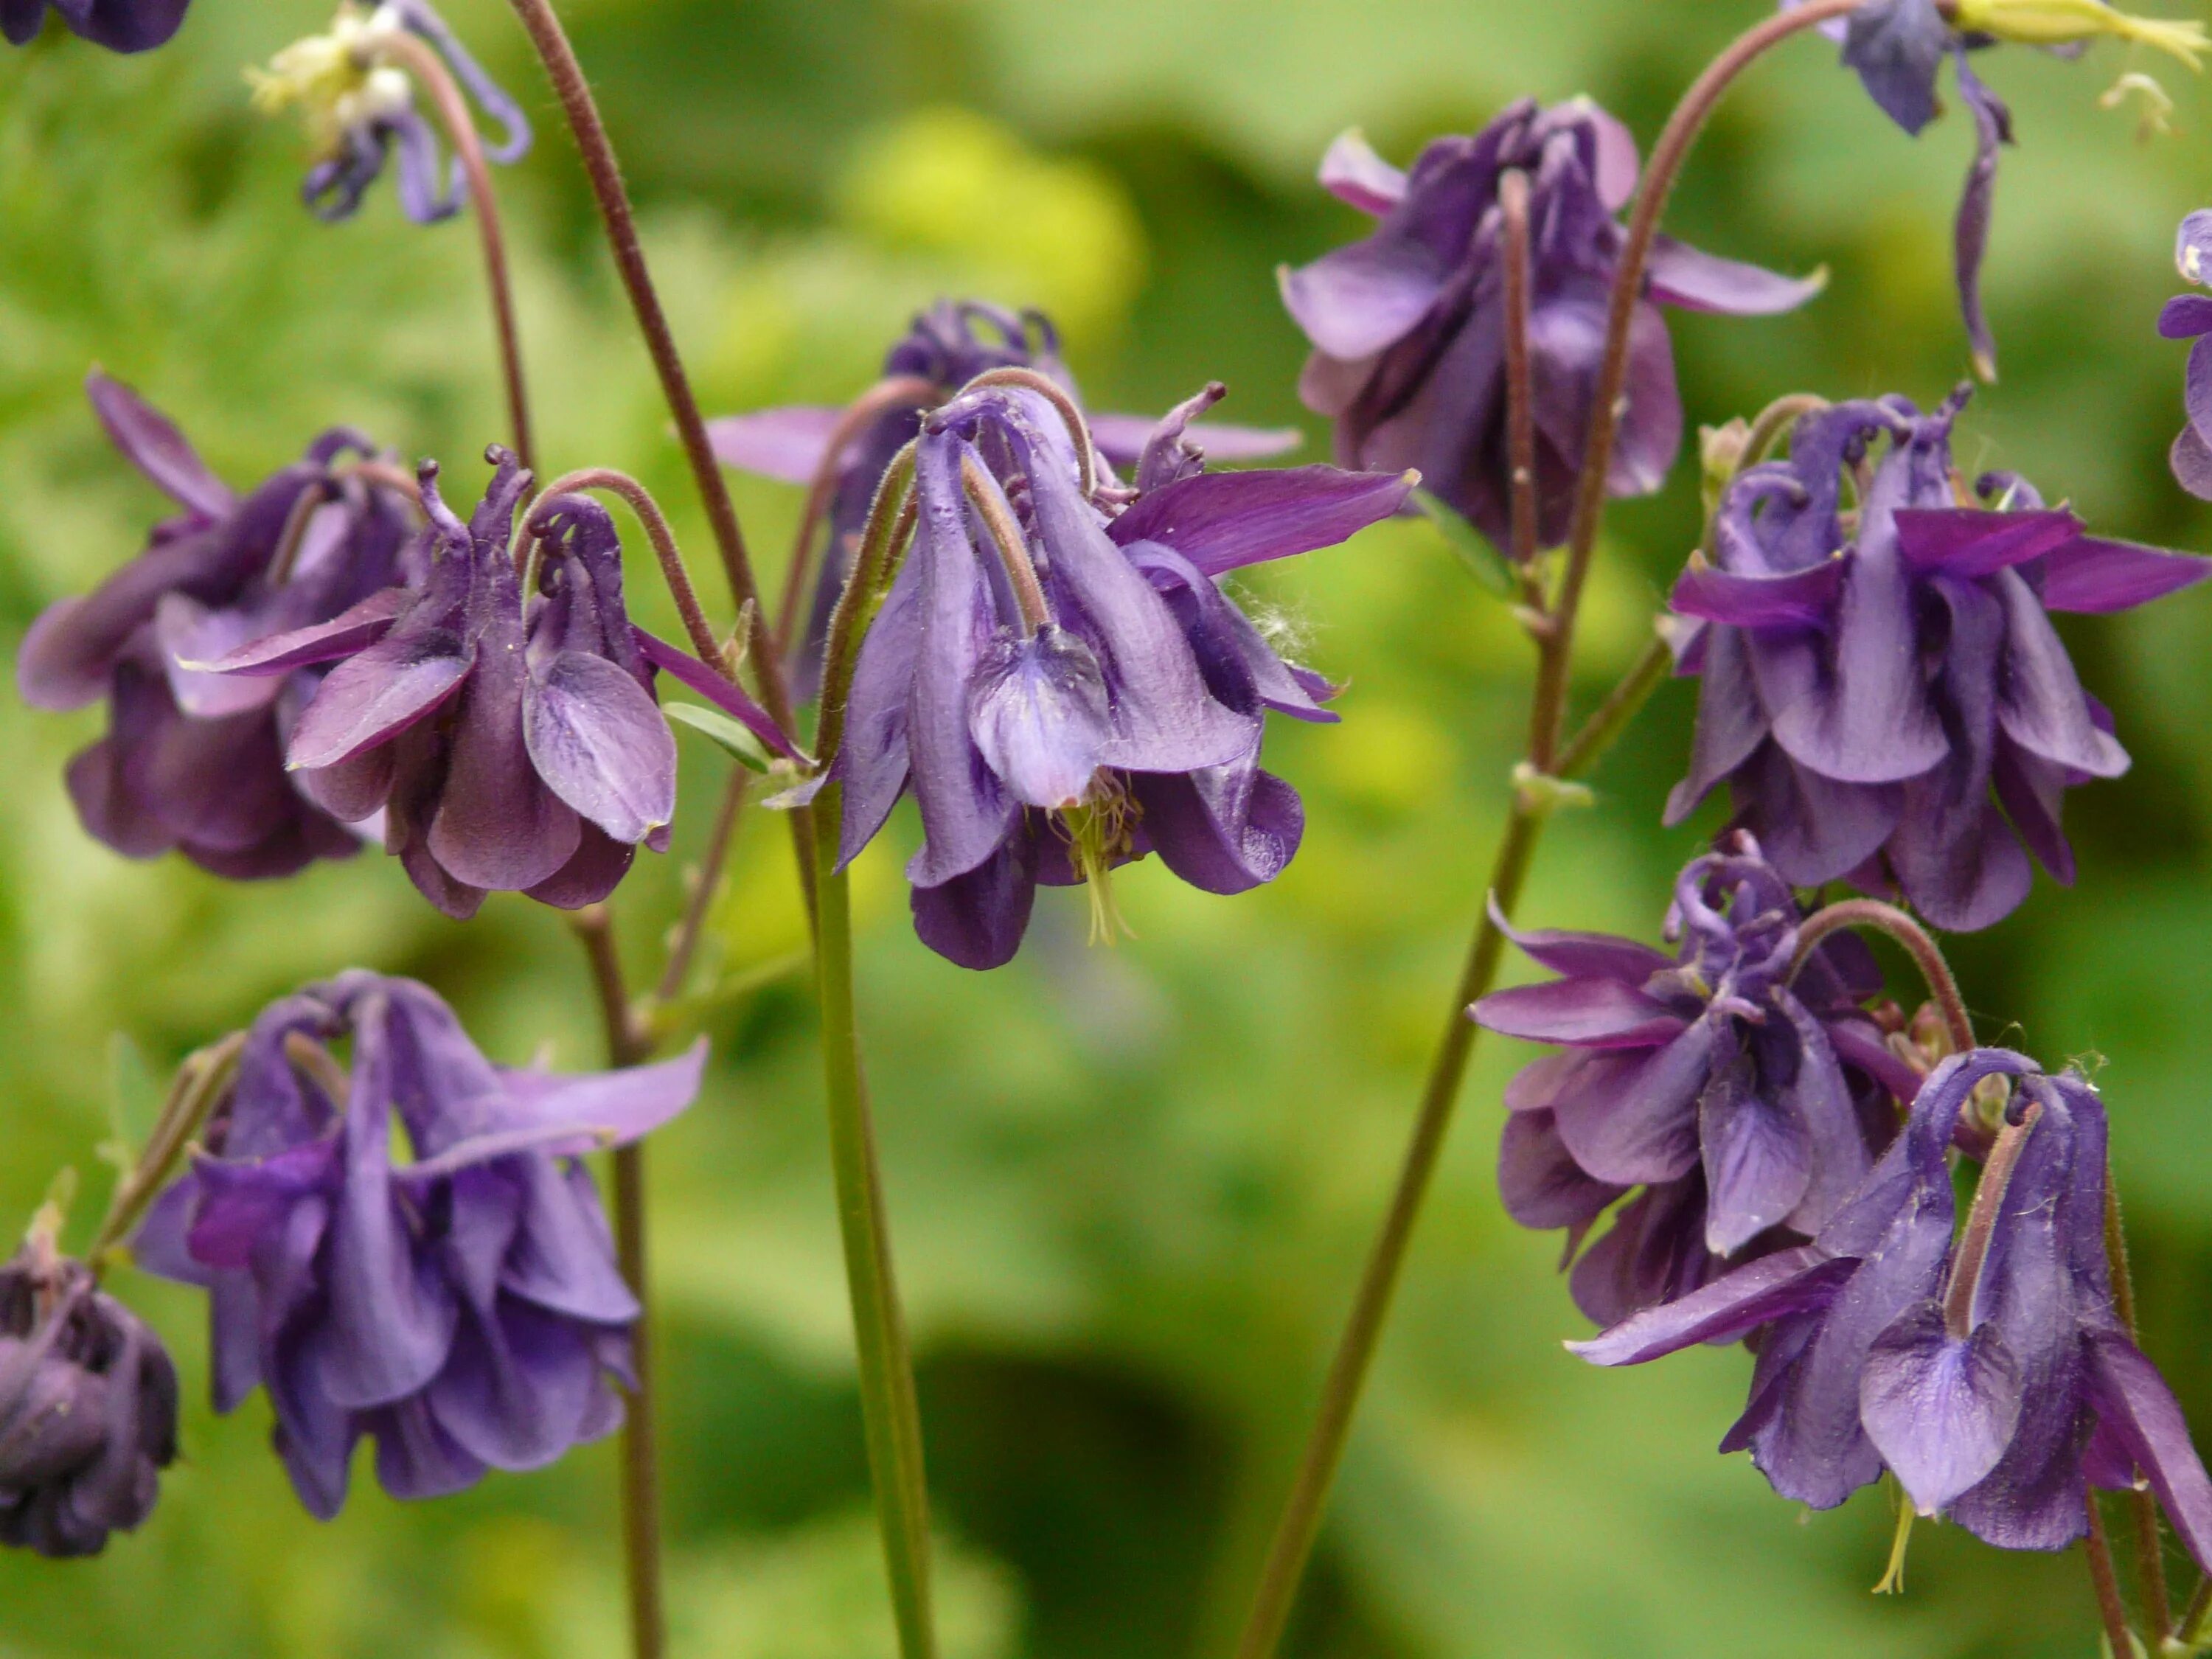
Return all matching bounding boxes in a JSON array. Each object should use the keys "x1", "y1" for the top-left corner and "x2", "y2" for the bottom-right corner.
[
  {"x1": 0, "y1": 1237, "x2": 178, "y2": 1557},
  {"x1": 2160, "y1": 212, "x2": 2212, "y2": 498},
  {"x1": 1794, "y1": 0, "x2": 2203, "y2": 378},
  {"x1": 708, "y1": 299, "x2": 1300, "y2": 695},
  {"x1": 1667, "y1": 389, "x2": 2207, "y2": 932},
  {"x1": 250, "y1": 0, "x2": 530, "y2": 224},
  {"x1": 15, "y1": 372, "x2": 414, "y2": 880},
  {"x1": 1279, "y1": 101, "x2": 1823, "y2": 555},
  {"x1": 1, "y1": 0, "x2": 188, "y2": 52},
  {"x1": 133, "y1": 972, "x2": 703, "y2": 1517},
  {"x1": 1472, "y1": 835, "x2": 1919, "y2": 1327},
  {"x1": 1575, "y1": 1048, "x2": 2212, "y2": 1572},
  {"x1": 209, "y1": 447, "x2": 782, "y2": 919},
  {"x1": 821, "y1": 380, "x2": 1410, "y2": 969}
]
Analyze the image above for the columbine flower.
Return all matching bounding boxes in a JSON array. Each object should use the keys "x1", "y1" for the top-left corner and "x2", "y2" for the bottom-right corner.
[
  {"x1": 706, "y1": 299, "x2": 1298, "y2": 694},
  {"x1": 209, "y1": 448, "x2": 785, "y2": 919},
  {"x1": 2161, "y1": 211, "x2": 2212, "y2": 497},
  {"x1": 1796, "y1": 0, "x2": 2202, "y2": 378},
  {"x1": 0, "y1": 1240, "x2": 178, "y2": 1557},
  {"x1": 1, "y1": 0, "x2": 188, "y2": 52},
  {"x1": 15, "y1": 372, "x2": 414, "y2": 880},
  {"x1": 1472, "y1": 836, "x2": 1917, "y2": 1327},
  {"x1": 1279, "y1": 101, "x2": 1823, "y2": 555},
  {"x1": 1573, "y1": 1049, "x2": 2212, "y2": 1568},
  {"x1": 250, "y1": 0, "x2": 529, "y2": 224},
  {"x1": 131, "y1": 972, "x2": 703, "y2": 1517},
  {"x1": 823, "y1": 382, "x2": 1408, "y2": 970},
  {"x1": 1666, "y1": 390, "x2": 2206, "y2": 933}
]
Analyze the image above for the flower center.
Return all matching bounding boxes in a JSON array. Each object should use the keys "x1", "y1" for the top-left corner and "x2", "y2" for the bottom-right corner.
[
  {"x1": 248, "y1": 4, "x2": 412, "y2": 158},
  {"x1": 1057, "y1": 775, "x2": 1139, "y2": 946}
]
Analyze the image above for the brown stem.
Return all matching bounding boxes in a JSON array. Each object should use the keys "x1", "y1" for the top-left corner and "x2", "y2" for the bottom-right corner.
[
  {"x1": 2107, "y1": 1175, "x2": 2175, "y2": 1643},
  {"x1": 1554, "y1": 633, "x2": 1670, "y2": 782},
  {"x1": 372, "y1": 29, "x2": 534, "y2": 473},
  {"x1": 2087, "y1": 1499, "x2": 2140, "y2": 1657},
  {"x1": 1943, "y1": 1103, "x2": 2041, "y2": 1340},
  {"x1": 959, "y1": 366, "x2": 1099, "y2": 499},
  {"x1": 2179, "y1": 1575, "x2": 2211, "y2": 1646},
  {"x1": 336, "y1": 457, "x2": 428, "y2": 504},
  {"x1": 774, "y1": 375, "x2": 940, "y2": 659},
  {"x1": 960, "y1": 453, "x2": 1051, "y2": 633},
  {"x1": 529, "y1": 467, "x2": 726, "y2": 670},
  {"x1": 1790, "y1": 900, "x2": 1974, "y2": 1055},
  {"x1": 1498, "y1": 168, "x2": 1540, "y2": 579},
  {"x1": 1742, "y1": 392, "x2": 1832, "y2": 467},
  {"x1": 1537, "y1": 0, "x2": 1865, "y2": 762},
  {"x1": 652, "y1": 768, "x2": 751, "y2": 1009}
]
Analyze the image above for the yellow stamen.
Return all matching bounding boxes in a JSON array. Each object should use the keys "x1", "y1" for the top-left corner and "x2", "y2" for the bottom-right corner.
[
  {"x1": 1874, "y1": 1484, "x2": 1916, "y2": 1595},
  {"x1": 1950, "y1": 0, "x2": 2208, "y2": 69},
  {"x1": 246, "y1": 3, "x2": 412, "y2": 159},
  {"x1": 2101, "y1": 71, "x2": 2180, "y2": 139},
  {"x1": 1059, "y1": 779, "x2": 1140, "y2": 947}
]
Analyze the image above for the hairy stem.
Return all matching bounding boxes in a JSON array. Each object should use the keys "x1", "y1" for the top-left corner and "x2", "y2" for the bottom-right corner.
[
  {"x1": 1790, "y1": 900, "x2": 1974, "y2": 1055},
  {"x1": 1554, "y1": 634, "x2": 1671, "y2": 780},
  {"x1": 1498, "y1": 168, "x2": 1542, "y2": 582},
  {"x1": 2087, "y1": 1498, "x2": 2140, "y2": 1658},
  {"x1": 528, "y1": 467, "x2": 728, "y2": 669},
  {"x1": 86, "y1": 1032, "x2": 246, "y2": 1268},
  {"x1": 1742, "y1": 392, "x2": 1832, "y2": 467},
  {"x1": 2178, "y1": 1575, "x2": 2211, "y2": 1647},
  {"x1": 2107, "y1": 1175, "x2": 2174, "y2": 1643},
  {"x1": 374, "y1": 29, "x2": 533, "y2": 473}
]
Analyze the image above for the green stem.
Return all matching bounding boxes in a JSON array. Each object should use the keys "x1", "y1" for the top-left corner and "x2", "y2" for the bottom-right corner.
[
  {"x1": 2177, "y1": 1576, "x2": 2211, "y2": 1648},
  {"x1": 813, "y1": 794, "x2": 938, "y2": 1659},
  {"x1": 2108, "y1": 1175, "x2": 2175, "y2": 1644}
]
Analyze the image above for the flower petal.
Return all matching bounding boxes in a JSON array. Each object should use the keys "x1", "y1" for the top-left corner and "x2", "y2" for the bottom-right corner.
[
  {"x1": 1279, "y1": 238, "x2": 1448, "y2": 362},
  {"x1": 1892, "y1": 508, "x2": 2082, "y2": 580},
  {"x1": 1568, "y1": 1244, "x2": 1853, "y2": 1366},
  {"x1": 2086, "y1": 1330, "x2": 2212, "y2": 1575},
  {"x1": 967, "y1": 625, "x2": 1113, "y2": 810},
  {"x1": 1646, "y1": 237, "x2": 1826, "y2": 316},
  {"x1": 86, "y1": 370, "x2": 234, "y2": 519},
  {"x1": 1551, "y1": 1018, "x2": 1718, "y2": 1186},
  {"x1": 705, "y1": 406, "x2": 844, "y2": 486},
  {"x1": 1106, "y1": 465, "x2": 1414, "y2": 577},
  {"x1": 1671, "y1": 557, "x2": 1843, "y2": 630},
  {"x1": 1498, "y1": 1109, "x2": 1625, "y2": 1232},
  {"x1": 1471, "y1": 978, "x2": 1688, "y2": 1049},
  {"x1": 632, "y1": 628, "x2": 797, "y2": 759},
  {"x1": 1317, "y1": 128, "x2": 1408, "y2": 215},
  {"x1": 522, "y1": 649, "x2": 677, "y2": 844},
  {"x1": 910, "y1": 832, "x2": 1038, "y2": 970},
  {"x1": 211, "y1": 588, "x2": 411, "y2": 677},
  {"x1": 2039, "y1": 536, "x2": 2210, "y2": 614}
]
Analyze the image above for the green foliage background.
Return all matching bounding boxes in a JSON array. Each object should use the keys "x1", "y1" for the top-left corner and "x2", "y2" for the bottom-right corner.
[{"x1": 4, "y1": 1, "x2": 2212, "y2": 1653}]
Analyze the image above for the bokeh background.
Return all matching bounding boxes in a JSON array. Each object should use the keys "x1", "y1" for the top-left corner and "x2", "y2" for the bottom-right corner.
[{"x1": 4, "y1": 1, "x2": 2212, "y2": 1653}]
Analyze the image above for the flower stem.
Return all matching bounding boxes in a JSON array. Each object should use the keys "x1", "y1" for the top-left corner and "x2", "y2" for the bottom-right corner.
[
  {"x1": 1742, "y1": 392, "x2": 1832, "y2": 467},
  {"x1": 649, "y1": 768, "x2": 751, "y2": 1014},
  {"x1": 2088, "y1": 1498, "x2": 2140, "y2": 1657},
  {"x1": 528, "y1": 467, "x2": 730, "y2": 671},
  {"x1": 372, "y1": 29, "x2": 533, "y2": 473},
  {"x1": 1554, "y1": 633, "x2": 1671, "y2": 779},
  {"x1": 2178, "y1": 1575, "x2": 2211, "y2": 1647},
  {"x1": 812, "y1": 795, "x2": 939, "y2": 1659},
  {"x1": 1790, "y1": 900, "x2": 1975, "y2": 1055},
  {"x1": 86, "y1": 1032, "x2": 245, "y2": 1270},
  {"x1": 1498, "y1": 167, "x2": 1541, "y2": 581},
  {"x1": 2107, "y1": 1172, "x2": 2175, "y2": 1644}
]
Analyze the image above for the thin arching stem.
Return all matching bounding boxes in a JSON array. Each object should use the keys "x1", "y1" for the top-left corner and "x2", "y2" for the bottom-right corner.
[
  {"x1": 960, "y1": 452, "x2": 1051, "y2": 633},
  {"x1": 1498, "y1": 168, "x2": 1540, "y2": 577},
  {"x1": 1791, "y1": 900, "x2": 1974, "y2": 1056},
  {"x1": 959, "y1": 366, "x2": 1100, "y2": 498},
  {"x1": 1742, "y1": 392, "x2": 1832, "y2": 467},
  {"x1": 528, "y1": 467, "x2": 726, "y2": 670},
  {"x1": 372, "y1": 29, "x2": 533, "y2": 473}
]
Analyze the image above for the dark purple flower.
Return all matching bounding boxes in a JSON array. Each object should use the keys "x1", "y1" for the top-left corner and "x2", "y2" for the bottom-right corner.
[
  {"x1": 0, "y1": 0, "x2": 187, "y2": 51},
  {"x1": 1667, "y1": 390, "x2": 2206, "y2": 933},
  {"x1": 250, "y1": 0, "x2": 530, "y2": 226},
  {"x1": 1279, "y1": 102, "x2": 1822, "y2": 555},
  {"x1": 2160, "y1": 212, "x2": 2212, "y2": 498},
  {"x1": 1472, "y1": 835, "x2": 1917, "y2": 1327},
  {"x1": 819, "y1": 381, "x2": 1409, "y2": 970},
  {"x1": 1574, "y1": 1048, "x2": 2212, "y2": 1570},
  {"x1": 132, "y1": 971, "x2": 702, "y2": 1517},
  {"x1": 0, "y1": 1243, "x2": 178, "y2": 1557},
  {"x1": 707, "y1": 299, "x2": 1299, "y2": 697},
  {"x1": 209, "y1": 448, "x2": 777, "y2": 919},
  {"x1": 15, "y1": 372, "x2": 414, "y2": 880}
]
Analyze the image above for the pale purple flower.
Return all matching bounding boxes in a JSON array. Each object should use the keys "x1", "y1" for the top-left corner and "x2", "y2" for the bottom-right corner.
[
  {"x1": 2160, "y1": 212, "x2": 2212, "y2": 498},
  {"x1": 1667, "y1": 390, "x2": 2207, "y2": 932},
  {"x1": 1279, "y1": 102, "x2": 1822, "y2": 554},
  {"x1": 15, "y1": 372, "x2": 414, "y2": 880},
  {"x1": 1, "y1": 0, "x2": 187, "y2": 51},
  {"x1": 133, "y1": 972, "x2": 703, "y2": 1517}
]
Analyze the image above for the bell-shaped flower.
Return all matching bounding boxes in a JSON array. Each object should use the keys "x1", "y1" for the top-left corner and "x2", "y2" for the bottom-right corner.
[
  {"x1": 2160, "y1": 212, "x2": 2212, "y2": 497},
  {"x1": 822, "y1": 382, "x2": 1409, "y2": 969},
  {"x1": 1666, "y1": 390, "x2": 2206, "y2": 932},
  {"x1": 1574, "y1": 1049, "x2": 2212, "y2": 1570},
  {"x1": 1472, "y1": 835, "x2": 1916, "y2": 1327},
  {"x1": 1, "y1": 0, "x2": 188, "y2": 51},
  {"x1": 131, "y1": 971, "x2": 703, "y2": 1517},
  {"x1": 707, "y1": 299, "x2": 1298, "y2": 695},
  {"x1": 250, "y1": 0, "x2": 529, "y2": 224},
  {"x1": 0, "y1": 1244, "x2": 178, "y2": 1557},
  {"x1": 1279, "y1": 100, "x2": 1822, "y2": 556},
  {"x1": 209, "y1": 448, "x2": 779, "y2": 918},
  {"x1": 15, "y1": 372, "x2": 414, "y2": 879}
]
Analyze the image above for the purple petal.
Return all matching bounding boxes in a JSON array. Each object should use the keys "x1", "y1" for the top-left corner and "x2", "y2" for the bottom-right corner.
[
  {"x1": 498, "y1": 1160, "x2": 637, "y2": 1325},
  {"x1": 1130, "y1": 754, "x2": 1304, "y2": 895},
  {"x1": 428, "y1": 1298, "x2": 609, "y2": 1471},
  {"x1": 1671, "y1": 557, "x2": 1843, "y2": 630},
  {"x1": 1491, "y1": 900, "x2": 1673, "y2": 985},
  {"x1": 1316, "y1": 128, "x2": 1407, "y2": 215},
  {"x1": 1568, "y1": 1245, "x2": 1852, "y2": 1366},
  {"x1": 2039, "y1": 536, "x2": 2209, "y2": 614},
  {"x1": 1279, "y1": 240, "x2": 1447, "y2": 362},
  {"x1": 2158, "y1": 293, "x2": 2212, "y2": 339},
  {"x1": 835, "y1": 556, "x2": 921, "y2": 868},
  {"x1": 967, "y1": 625, "x2": 1114, "y2": 810},
  {"x1": 1593, "y1": 299, "x2": 1681, "y2": 502},
  {"x1": 154, "y1": 595, "x2": 285, "y2": 719},
  {"x1": 1953, "y1": 55, "x2": 2011, "y2": 382},
  {"x1": 1699, "y1": 1062, "x2": 1812, "y2": 1256},
  {"x1": 1861, "y1": 1301, "x2": 2023, "y2": 1514},
  {"x1": 705, "y1": 406, "x2": 843, "y2": 486},
  {"x1": 1992, "y1": 568, "x2": 2127, "y2": 778},
  {"x1": 1551, "y1": 1018, "x2": 1717, "y2": 1187},
  {"x1": 1892, "y1": 508, "x2": 2082, "y2": 579},
  {"x1": 522, "y1": 649, "x2": 678, "y2": 844},
  {"x1": 489, "y1": 1040, "x2": 706, "y2": 1154},
  {"x1": 2087, "y1": 1331, "x2": 2212, "y2": 1575},
  {"x1": 1646, "y1": 237, "x2": 1826, "y2": 316},
  {"x1": 1730, "y1": 743, "x2": 1902, "y2": 888},
  {"x1": 1498, "y1": 1110, "x2": 1625, "y2": 1232},
  {"x1": 86, "y1": 370, "x2": 233, "y2": 519},
  {"x1": 1665, "y1": 627, "x2": 1770, "y2": 827},
  {"x1": 633, "y1": 627, "x2": 798, "y2": 759},
  {"x1": 2177, "y1": 211, "x2": 2212, "y2": 285},
  {"x1": 287, "y1": 621, "x2": 473, "y2": 771},
  {"x1": 910, "y1": 832, "x2": 1037, "y2": 970},
  {"x1": 1471, "y1": 978, "x2": 1688, "y2": 1050},
  {"x1": 2174, "y1": 424, "x2": 2212, "y2": 501},
  {"x1": 368, "y1": 1397, "x2": 485, "y2": 1502},
  {"x1": 212, "y1": 588, "x2": 411, "y2": 677},
  {"x1": 1106, "y1": 465, "x2": 1413, "y2": 577}
]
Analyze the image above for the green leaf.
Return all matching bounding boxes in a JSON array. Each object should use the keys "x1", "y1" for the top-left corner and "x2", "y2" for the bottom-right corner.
[
  {"x1": 666, "y1": 703, "x2": 772, "y2": 772},
  {"x1": 1414, "y1": 489, "x2": 1515, "y2": 598},
  {"x1": 101, "y1": 1032, "x2": 163, "y2": 1175}
]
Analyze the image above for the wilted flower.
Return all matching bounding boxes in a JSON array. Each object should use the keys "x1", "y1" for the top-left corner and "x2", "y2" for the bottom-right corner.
[
  {"x1": 1472, "y1": 836, "x2": 1917, "y2": 1327},
  {"x1": 0, "y1": 1242, "x2": 178, "y2": 1557},
  {"x1": 210, "y1": 448, "x2": 781, "y2": 919},
  {"x1": 1795, "y1": 0, "x2": 2202, "y2": 378},
  {"x1": 133, "y1": 972, "x2": 703, "y2": 1517},
  {"x1": 1574, "y1": 1049, "x2": 2212, "y2": 1570},
  {"x1": 707, "y1": 299, "x2": 1298, "y2": 695},
  {"x1": 1666, "y1": 390, "x2": 2206, "y2": 933},
  {"x1": 1, "y1": 0, "x2": 188, "y2": 52},
  {"x1": 250, "y1": 0, "x2": 529, "y2": 224},
  {"x1": 16, "y1": 372, "x2": 414, "y2": 880},
  {"x1": 822, "y1": 381, "x2": 1409, "y2": 970},
  {"x1": 1279, "y1": 101, "x2": 1823, "y2": 555}
]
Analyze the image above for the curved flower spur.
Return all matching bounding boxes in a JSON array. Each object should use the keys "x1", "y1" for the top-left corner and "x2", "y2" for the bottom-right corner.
[
  {"x1": 204, "y1": 446, "x2": 795, "y2": 918},
  {"x1": 814, "y1": 380, "x2": 1411, "y2": 970},
  {"x1": 131, "y1": 972, "x2": 704, "y2": 1517},
  {"x1": 15, "y1": 372, "x2": 417, "y2": 880}
]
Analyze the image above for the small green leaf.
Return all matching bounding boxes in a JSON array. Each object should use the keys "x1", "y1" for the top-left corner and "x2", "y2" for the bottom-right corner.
[
  {"x1": 666, "y1": 703, "x2": 771, "y2": 772},
  {"x1": 103, "y1": 1032, "x2": 163, "y2": 1174},
  {"x1": 1414, "y1": 488, "x2": 1514, "y2": 597}
]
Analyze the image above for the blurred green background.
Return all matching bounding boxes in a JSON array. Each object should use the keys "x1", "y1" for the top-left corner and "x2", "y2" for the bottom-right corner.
[{"x1": 5, "y1": 1, "x2": 2212, "y2": 1653}]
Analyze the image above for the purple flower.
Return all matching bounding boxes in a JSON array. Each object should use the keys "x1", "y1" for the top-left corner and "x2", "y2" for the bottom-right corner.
[
  {"x1": 1279, "y1": 102, "x2": 1822, "y2": 554},
  {"x1": 1666, "y1": 390, "x2": 2207, "y2": 933},
  {"x1": 2160, "y1": 212, "x2": 2212, "y2": 498},
  {"x1": 250, "y1": 0, "x2": 530, "y2": 226},
  {"x1": 16, "y1": 372, "x2": 414, "y2": 880},
  {"x1": 707, "y1": 299, "x2": 1299, "y2": 695},
  {"x1": 821, "y1": 382, "x2": 1409, "y2": 969},
  {"x1": 132, "y1": 972, "x2": 703, "y2": 1517},
  {"x1": 209, "y1": 448, "x2": 770, "y2": 919},
  {"x1": 0, "y1": 0, "x2": 187, "y2": 51},
  {"x1": 0, "y1": 1245, "x2": 178, "y2": 1557},
  {"x1": 1472, "y1": 836, "x2": 1918, "y2": 1327},
  {"x1": 1574, "y1": 1048, "x2": 2212, "y2": 1571}
]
